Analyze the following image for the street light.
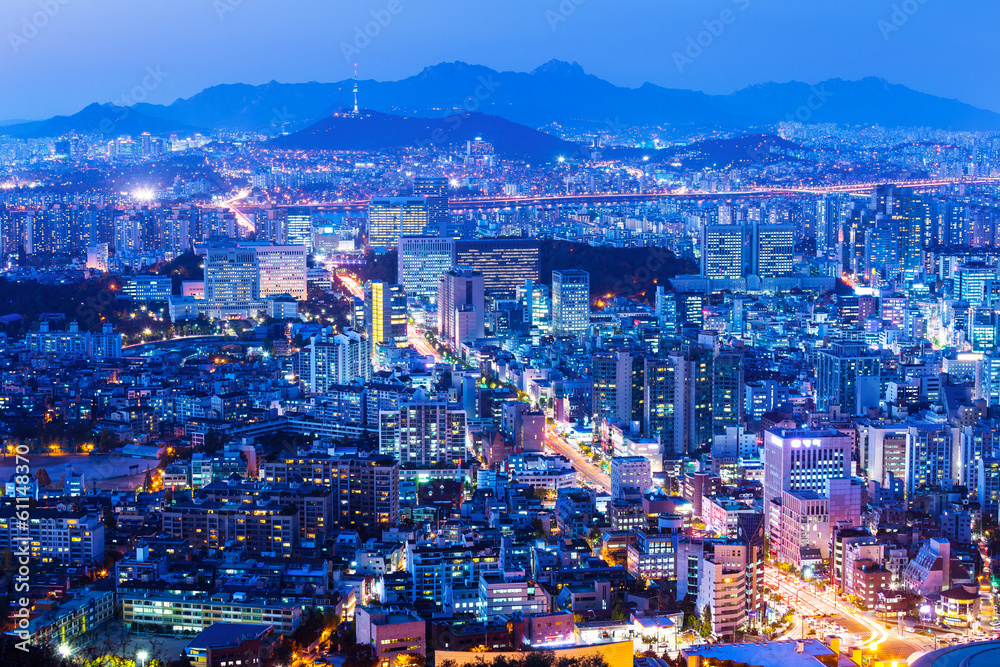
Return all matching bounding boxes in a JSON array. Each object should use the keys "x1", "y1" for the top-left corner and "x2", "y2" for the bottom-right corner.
[
  {"x1": 58, "y1": 644, "x2": 71, "y2": 658},
  {"x1": 137, "y1": 650, "x2": 148, "y2": 667}
]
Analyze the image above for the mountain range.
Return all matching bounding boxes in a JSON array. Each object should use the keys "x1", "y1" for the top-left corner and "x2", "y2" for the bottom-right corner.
[{"x1": 5, "y1": 60, "x2": 1000, "y2": 138}]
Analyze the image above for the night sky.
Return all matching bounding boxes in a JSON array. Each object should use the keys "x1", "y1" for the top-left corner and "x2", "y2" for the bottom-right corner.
[{"x1": 1, "y1": 0, "x2": 994, "y2": 121}]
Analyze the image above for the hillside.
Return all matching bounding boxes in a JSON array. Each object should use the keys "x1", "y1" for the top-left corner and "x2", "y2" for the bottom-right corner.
[{"x1": 269, "y1": 110, "x2": 582, "y2": 162}]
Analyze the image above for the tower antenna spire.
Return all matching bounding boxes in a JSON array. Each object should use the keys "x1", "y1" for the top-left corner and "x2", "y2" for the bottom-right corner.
[{"x1": 353, "y1": 63, "x2": 359, "y2": 114}]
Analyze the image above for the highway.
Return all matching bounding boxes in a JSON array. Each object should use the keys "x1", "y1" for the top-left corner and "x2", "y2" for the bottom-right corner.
[{"x1": 544, "y1": 426, "x2": 610, "y2": 492}]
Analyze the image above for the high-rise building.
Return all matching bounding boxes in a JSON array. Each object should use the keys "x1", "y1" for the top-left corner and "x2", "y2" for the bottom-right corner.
[
  {"x1": 379, "y1": 399, "x2": 468, "y2": 466},
  {"x1": 453, "y1": 239, "x2": 540, "y2": 300},
  {"x1": 905, "y1": 420, "x2": 954, "y2": 497},
  {"x1": 816, "y1": 341, "x2": 881, "y2": 413},
  {"x1": 978, "y1": 457, "x2": 1000, "y2": 523},
  {"x1": 254, "y1": 244, "x2": 308, "y2": 300},
  {"x1": 712, "y1": 350, "x2": 744, "y2": 433},
  {"x1": 592, "y1": 351, "x2": 636, "y2": 424},
  {"x1": 263, "y1": 453, "x2": 399, "y2": 537},
  {"x1": 700, "y1": 225, "x2": 745, "y2": 279},
  {"x1": 644, "y1": 356, "x2": 683, "y2": 455},
  {"x1": 368, "y1": 197, "x2": 429, "y2": 249},
  {"x1": 285, "y1": 206, "x2": 313, "y2": 251},
  {"x1": 891, "y1": 190, "x2": 928, "y2": 279},
  {"x1": 752, "y1": 223, "x2": 794, "y2": 278},
  {"x1": 397, "y1": 236, "x2": 455, "y2": 303},
  {"x1": 762, "y1": 428, "x2": 852, "y2": 531},
  {"x1": 438, "y1": 267, "x2": 485, "y2": 349},
  {"x1": 816, "y1": 195, "x2": 843, "y2": 257},
  {"x1": 364, "y1": 281, "x2": 407, "y2": 348},
  {"x1": 552, "y1": 269, "x2": 589, "y2": 336},
  {"x1": 204, "y1": 243, "x2": 260, "y2": 316},
  {"x1": 298, "y1": 328, "x2": 371, "y2": 394},
  {"x1": 684, "y1": 344, "x2": 714, "y2": 452},
  {"x1": 413, "y1": 176, "x2": 450, "y2": 237},
  {"x1": 202, "y1": 242, "x2": 307, "y2": 318}
]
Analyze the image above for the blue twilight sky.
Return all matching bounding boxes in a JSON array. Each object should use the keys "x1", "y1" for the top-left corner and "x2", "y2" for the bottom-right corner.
[{"x1": 0, "y1": 0, "x2": 996, "y2": 121}]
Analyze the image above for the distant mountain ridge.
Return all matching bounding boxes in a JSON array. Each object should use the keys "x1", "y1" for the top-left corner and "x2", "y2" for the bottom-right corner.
[
  {"x1": 2, "y1": 103, "x2": 202, "y2": 139},
  {"x1": 5, "y1": 61, "x2": 1000, "y2": 137}
]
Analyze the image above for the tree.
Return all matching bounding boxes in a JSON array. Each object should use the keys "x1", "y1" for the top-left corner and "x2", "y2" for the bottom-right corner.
[
  {"x1": 396, "y1": 654, "x2": 426, "y2": 667},
  {"x1": 700, "y1": 604, "x2": 713, "y2": 638},
  {"x1": 35, "y1": 468, "x2": 51, "y2": 487},
  {"x1": 343, "y1": 643, "x2": 378, "y2": 667}
]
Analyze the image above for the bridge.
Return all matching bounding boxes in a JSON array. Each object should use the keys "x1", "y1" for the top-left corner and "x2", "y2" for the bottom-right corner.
[{"x1": 300, "y1": 177, "x2": 998, "y2": 213}]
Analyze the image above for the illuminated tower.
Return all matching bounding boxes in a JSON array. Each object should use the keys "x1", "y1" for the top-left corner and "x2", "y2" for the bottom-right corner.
[{"x1": 353, "y1": 64, "x2": 359, "y2": 114}]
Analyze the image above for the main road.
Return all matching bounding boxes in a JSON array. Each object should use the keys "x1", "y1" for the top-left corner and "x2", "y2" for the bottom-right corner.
[
  {"x1": 765, "y1": 565, "x2": 932, "y2": 660},
  {"x1": 544, "y1": 426, "x2": 610, "y2": 492}
]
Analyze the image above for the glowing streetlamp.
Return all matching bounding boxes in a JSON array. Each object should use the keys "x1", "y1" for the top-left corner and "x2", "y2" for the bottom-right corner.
[
  {"x1": 137, "y1": 650, "x2": 148, "y2": 667},
  {"x1": 58, "y1": 644, "x2": 71, "y2": 658}
]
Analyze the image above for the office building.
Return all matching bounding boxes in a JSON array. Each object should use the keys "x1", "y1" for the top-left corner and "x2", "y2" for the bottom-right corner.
[
  {"x1": 816, "y1": 341, "x2": 881, "y2": 413},
  {"x1": 644, "y1": 356, "x2": 683, "y2": 456},
  {"x1": 184, "y1": 623, "x2": 274, "y2": 667},
  {"x1": 285, "y1": 206, "x2": 313, "y2": 251},
  {"x1": 365, "y1": 281, "x2": 408, "y2": 348},
  {"x1": 701, "y1": 225, "x2": 745, "y2": 279},
  {"x1": 122, "y1": 592, "x2": 301, "y2": 635},
  {"x1": 610, "y1": 457, "x2": 652, "y2": 499},
  {"x1": 979, "y1": 457, "x2": 1000, "y2": 522},
  {"x1": 712, "y1": 350, "x2": 744, "y2": 433},
  {"x1": 592, "y1": 351, "x2": 639, "y2": 424},
  {"x1": 438, "y1": 267, "x2": 485, "y2": 349},
  {"x1": 413, "y1": 175, "x2": 450, "y2": 237},
  {"x1": 124, "y1": 275, "x2": 172, "y2": 302},
  {"x1": 397, "y1": 236, "x2": 455, "y2": 302},
  {"x1": 453, "y1": 238, "x2": 540, "y2": 300},
  {"x1": 552, "y1": 269, "x2": 590, "y2": 336},
  {"x1": 752, "y1": 223, "x2": 794, "y2": 278},
  {"x1": 254, "y1": 244, "x2": 308, "y2": 300},
  {"x1": 201, "y1": 242, "x2": 307, "y2": 319},
  {"x1": 762, "y1": 428, "x2": 852, "y2": 531},
  {"x1": 368, "y1": 197, "x2": 429, "y2": 249},
  {"x1": 905, "y1": 420, "x2": 955, "y2": 496}
]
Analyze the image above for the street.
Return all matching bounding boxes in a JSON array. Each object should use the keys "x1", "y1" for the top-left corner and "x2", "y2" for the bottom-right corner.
[
  {"x1": 764, "y1": 565, "x2": 934, "y2": 660},
  {"x1": 544, "y1": 427, "x2": 611, "y2": 492}
]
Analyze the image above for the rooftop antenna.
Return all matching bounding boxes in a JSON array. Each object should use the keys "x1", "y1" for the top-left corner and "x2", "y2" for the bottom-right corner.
[{"x1": 353, "y1": 63, "x2": 359, "y2": 114}]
